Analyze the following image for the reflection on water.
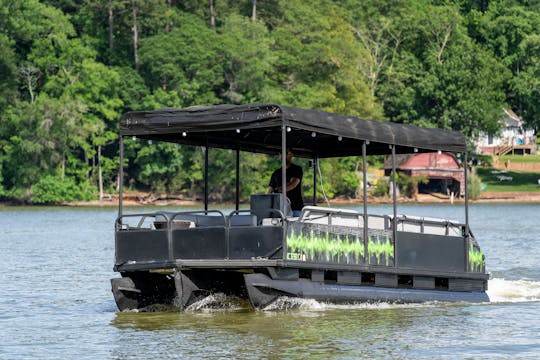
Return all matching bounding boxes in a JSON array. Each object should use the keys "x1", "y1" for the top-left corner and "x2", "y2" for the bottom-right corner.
[
  {"x1": 111, "y1": 301, "x2": 534, "y2": 359},
  {"x1": 111, "y1": 305, "x2": 426, "y2": 359}
]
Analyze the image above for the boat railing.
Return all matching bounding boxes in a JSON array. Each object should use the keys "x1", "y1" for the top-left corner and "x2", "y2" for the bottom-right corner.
[
  {"x1": 114, "y1": 208, "x2": 287, "y2": 267},
  {"x1": 394, "y1": 215, "x2": 464, "y2": 237},
  {"x1": 297, "y1": 206, "x2": 465, "y2": 236},
  {"x1": 115, "y1": 211, "x2": 173, "y2": 230},
  {"x1": 170, "y1": 210, "x2": 226, "y2": 228},
  {"x1": 116, "y1": 210, "x2": 227, "y2": 230},
  {"x1": 114, "y1": 206, "x2": 470, "y2": 271},
  {"x1": 285, "y1": 206, "x2": 474, "y2": 271},
  {"x1": 116, "y1": 207, "x2": 466, "y2": 241},
  {"x1": 115, "y1": 207, "x2": 293, "y2": 232},
  {"x1": 229, "y1": 209, "x2": 287, "y2": 227},
  {"x1": 299, "y1": 206, "x2": 373, "y2": 228}
]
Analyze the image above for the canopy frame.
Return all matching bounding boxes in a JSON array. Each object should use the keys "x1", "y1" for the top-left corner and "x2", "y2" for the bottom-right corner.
[{"x1": 117, "y1": 103, "x2": 470, "y2": 237}]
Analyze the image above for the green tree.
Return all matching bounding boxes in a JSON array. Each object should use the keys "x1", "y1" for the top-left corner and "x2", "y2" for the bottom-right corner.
[
  {"x1": 218, "y1": 14, "x2": 274, "y2": 103},
  {"x1": 379, "y1": 3, "x2": 509, "y2": 139},
  {"x1": 264, "y1": 0, "x2": 382, "y2": 118},
  {"x1": 0, "y1": 34, "x2": 17, "y2": 111},
  {"x1": 468, "y1": 2, "x2": 540, "y2": 128},
  {"x1": 138, "y1": 12, "x2": 222, "y2": 107}
]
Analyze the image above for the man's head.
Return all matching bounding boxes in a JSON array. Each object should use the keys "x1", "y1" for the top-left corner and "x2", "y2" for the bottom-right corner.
[{"x1": 279, "y1": 148, "x2": 294, "y2": 165}]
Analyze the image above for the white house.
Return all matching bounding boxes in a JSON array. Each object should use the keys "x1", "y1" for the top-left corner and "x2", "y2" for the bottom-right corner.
[{"x1": 475, "y1": 109, "x2": 536, "y2": 155}]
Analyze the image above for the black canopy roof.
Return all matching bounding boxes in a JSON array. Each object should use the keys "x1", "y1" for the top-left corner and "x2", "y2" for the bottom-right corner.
[{"x1": 120, "y1": 103, "x2": 466, "y2": 157}]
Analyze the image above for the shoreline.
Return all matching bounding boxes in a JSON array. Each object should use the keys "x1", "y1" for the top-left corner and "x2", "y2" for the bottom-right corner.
[{"x1": 2, "y1": 191, "x2": 540, "y2": 208}]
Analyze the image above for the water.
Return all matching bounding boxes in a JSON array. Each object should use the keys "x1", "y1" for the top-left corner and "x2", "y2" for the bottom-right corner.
[{"x1": 1, "y1": 203, "x2": 540, "y2": 359}]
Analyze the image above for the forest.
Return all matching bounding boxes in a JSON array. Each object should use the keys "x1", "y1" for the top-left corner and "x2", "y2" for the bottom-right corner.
[{"x1": 0, "y1": 0, "x2": 539, "y2": 204}]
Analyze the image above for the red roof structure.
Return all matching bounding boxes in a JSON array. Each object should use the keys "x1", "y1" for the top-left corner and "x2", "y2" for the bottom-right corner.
[{"x1": 383, "y1": 152, "x2": 465, "y2": 196}]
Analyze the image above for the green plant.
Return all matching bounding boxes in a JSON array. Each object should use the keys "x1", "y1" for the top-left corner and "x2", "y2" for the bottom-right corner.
[
  {"x1": 397, "y1": 173, "x2": 428, "y2": 198},
  {"x1": 467, "y1": 167, "x2": 482, "y2": 200},
  {"x1": 31, "y1": 175, "x2": 95, "y2": 204},
  {"x1": 468, "y1": 244, "x2": 485, "y2": 272},
  {"x1": 372, "y1": 178, "x2": 389, "y2": 197}
]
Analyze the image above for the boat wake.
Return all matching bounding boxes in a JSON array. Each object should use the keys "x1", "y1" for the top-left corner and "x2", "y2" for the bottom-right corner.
[
  {"x1": 487, "y1": 278, "x2": 540, "y2": 303},
  {"x1": 183, "y1": 293, "x2": 246, "y2": 312},
  {"x1": 158, "y1": 277, "x2": 540, "y2": 313},
  {"x1": 261, "y1": 296, "x2": 437, "y2": 312}
]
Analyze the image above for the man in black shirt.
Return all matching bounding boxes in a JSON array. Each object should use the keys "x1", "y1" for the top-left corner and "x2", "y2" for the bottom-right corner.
[{"x1": 268, "y1": 148, "x2": 304, "y2": 216}]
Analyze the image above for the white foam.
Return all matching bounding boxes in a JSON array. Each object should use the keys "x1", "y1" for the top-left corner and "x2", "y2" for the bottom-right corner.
[
  {"x1": 183, "y1": 293, "x2": 244, "y2": 312},
  {"x1": 261, "y1": 296, "x2": 434, "y2": 312},
  {"x1": 171, "y1": 278, "x2": 540, "y2": 313},
  {"x1": 487, "y1": 278, "x2": 540, "y2": 303}
]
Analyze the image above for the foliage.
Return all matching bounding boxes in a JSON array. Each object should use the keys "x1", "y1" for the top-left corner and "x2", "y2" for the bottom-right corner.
[
  {"x1": 468, "y1": 167, "x2": 482, "y2": 200},
  {"x1": 373, "y1": 179, "x2": 389, "y2": 197},
  {"x1": 0, "y1": 0, "x2": 539, "y2": 203},
  {"x1": 397, "y1": 173, "x2": 428, "y2": 198},
  {"x1": 31, "y1": 175, "x2": 94, "y2": 204}
]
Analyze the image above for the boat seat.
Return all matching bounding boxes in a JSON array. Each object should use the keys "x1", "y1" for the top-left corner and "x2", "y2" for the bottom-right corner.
[
  {"x1": 155, "y1": 213, "x2": 225, "y2": 228},
  {"x1": 193, "y1": 215, "x2": 226, "y2": 227},
  {"x1": 228, "y1": 214, "x2": 257, "y2": 227}
]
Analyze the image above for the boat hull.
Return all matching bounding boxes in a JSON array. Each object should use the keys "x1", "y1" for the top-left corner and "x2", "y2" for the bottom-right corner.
[
  {"x1": 244, "y1": 273, "x2": 489, "y2": 310},
  {"x1": 111, "y1": 268, "x2": 489, "y2": 311}
]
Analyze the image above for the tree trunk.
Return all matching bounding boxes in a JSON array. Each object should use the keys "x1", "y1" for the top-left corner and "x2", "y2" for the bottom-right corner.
[
  {"x1": 131, "y1": 0, "x2": 139, "y2": 70},
  {"x1": 108, "y1": 0, "x2": 114, "y2": 59},
  {"x1": 252, "y1": 0, "x2": 257, "y2": 21},
  {"x1": 165, "y1": 0, "x2": 172, "y2": 32},
  {"x1": 87, "y1": 150, "x2": 91, "y2": 181},
  {"x1": 98, "y1": 145, "x2": 104, "y2": 201},
  {"x1": 209, "y1": 0, "x2": 215, "y2": 29},
  {"x1": 61, "y1": 152, "x2": 66, "y2": 179}
]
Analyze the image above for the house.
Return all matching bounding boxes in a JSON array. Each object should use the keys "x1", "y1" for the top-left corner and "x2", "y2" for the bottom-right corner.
[
  {"x1": 475, "y1": 109, "x2": 536, "y2": 156},
  {"x1": 382, "y1": 152, "x2": 465, "y2": 197}
]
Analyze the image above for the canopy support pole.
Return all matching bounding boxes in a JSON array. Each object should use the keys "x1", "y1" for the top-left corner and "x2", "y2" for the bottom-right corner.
[
  {"x1": 281, "y1": 122, "x2": 287, "y2": 216},
  {"x1": 313, "y1": 156, "x2": 317, "y2": 205},
  {"x1": 391, "y1": 144, "x2": 397, "y2": 246},
  {"x1": 118, "y1": 136, "x2": 124, "y2": 222},
  {"x1": 281, "y1": 117, "x2": 287, "y2": 260},
  {"x1": 362, "y1": 141, "x2": 368, "y2": 248},
  {"x1": 204, "y1": 145, "x2": 209, "y2": 213},
  {"x1": 235, "y1": 148, "x2": 240, "y2": 211},
  {"x1": 464, "y1": 151, "x2": 469, "y2": 235}
]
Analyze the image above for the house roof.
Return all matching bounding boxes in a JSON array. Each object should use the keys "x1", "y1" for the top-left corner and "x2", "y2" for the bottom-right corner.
[
  {"x1": 382, "y1": 152, "x2": 462, "y2": 170},
  {"x1": 120, "y1": 103, "x2": 467, "y2": 158},
  {"x1": 502, "y1": 108, "x2": 524, "y2": 128}
]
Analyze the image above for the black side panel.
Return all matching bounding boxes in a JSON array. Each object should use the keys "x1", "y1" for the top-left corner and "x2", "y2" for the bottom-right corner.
[
  {"x1": 172, "y1": 227, "x2": 227, "y2": 259},
  {"x1": 396, "y1": 232, "x2": 465, "y2": 272},
  {"x1": 229, "y1": 227, "x2": 283, "y2": 259},
  {"x1": 116, "y1": 230, "x2": 169, "y2": 264}
]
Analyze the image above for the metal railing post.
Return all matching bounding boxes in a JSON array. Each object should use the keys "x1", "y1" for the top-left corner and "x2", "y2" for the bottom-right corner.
[{"x1": 363, "y1": 140, "x2": 369, "y2": 264}]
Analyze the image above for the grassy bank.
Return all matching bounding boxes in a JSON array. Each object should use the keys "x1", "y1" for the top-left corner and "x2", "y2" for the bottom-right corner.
[
  {"x1": 499, "y1": 154, "x2": 540, "y2": 163},
  {"x1": 476, "y1": 167, "x2": 540, "y2": 192}
]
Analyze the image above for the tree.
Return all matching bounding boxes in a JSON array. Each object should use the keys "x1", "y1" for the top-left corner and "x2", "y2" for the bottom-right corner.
[
  {"x1": 0, "y1": 34, "x2": 17, "y2": 111},
  {"x1": 377, "y1": 3, "x2": 509, "y2": 140},
  {"x1": 468, "y1": 3, "x2": 540, "y2": 128},
  {"x1": 138, "y1": 12, "x2": 222, "y2": 107},
  {"x1": 218, "y1": 14, "x2": 273, "y2": 103},
  {"x1": 264, "y1": 0, "x2": 382, "y2": 118},
  {"x1": 509, "y1": 34, "x2": 540, "y2": 130}
]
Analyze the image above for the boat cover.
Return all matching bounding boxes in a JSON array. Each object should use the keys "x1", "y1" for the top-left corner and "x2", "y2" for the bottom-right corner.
[{"x1": 120, "y1": 104, "x2": 466, "y2": 157}]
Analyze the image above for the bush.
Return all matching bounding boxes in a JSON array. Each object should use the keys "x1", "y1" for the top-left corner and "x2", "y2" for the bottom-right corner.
[
  {"x1": 468, "y1": 168, "x2": 482, "y2": 200},
  {"x1": 31, "y1": 175, "x2": 95, "y2": 204},
  {"x1": 397, "y1": 173, "x2": 427, "y2": 198},
  {"x1": 372, "y1": 178, "x2": 389, "y2": 197}
]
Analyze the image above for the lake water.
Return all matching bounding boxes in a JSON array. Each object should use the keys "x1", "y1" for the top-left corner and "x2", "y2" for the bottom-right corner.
[{"x1": 1, "y1": 203, "x2": 540, "y2": 359}]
